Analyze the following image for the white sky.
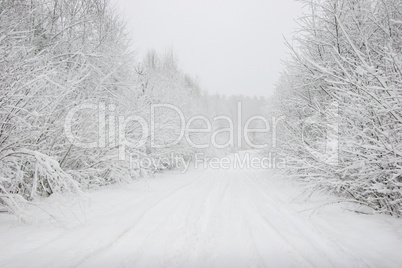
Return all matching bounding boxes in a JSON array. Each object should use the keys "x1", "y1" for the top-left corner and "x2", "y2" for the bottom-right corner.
[{"x1": 113, "y1": 0, "x2": 303, "y2": 97}]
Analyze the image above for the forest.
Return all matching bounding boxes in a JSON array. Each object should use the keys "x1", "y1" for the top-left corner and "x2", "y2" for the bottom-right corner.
[
  {"x1": 0, "y1": 0, "x2": 267, "y2": 217},
  {"x1": 0, "y1": 0, "x2": 401, "y2": 219}
]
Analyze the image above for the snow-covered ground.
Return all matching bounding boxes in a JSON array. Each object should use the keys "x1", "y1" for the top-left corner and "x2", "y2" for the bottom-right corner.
[{"x1": 1, "y1": 153, "x2": 402, "y2": 268}]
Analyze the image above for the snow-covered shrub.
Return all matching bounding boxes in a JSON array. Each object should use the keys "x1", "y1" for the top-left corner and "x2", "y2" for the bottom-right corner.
[
  {"x1": 0, "y1": 0, "x2": 208, "y2": 216},
  {"x1": 268, "y1": 0, "x2": 402, "y2": 215}
]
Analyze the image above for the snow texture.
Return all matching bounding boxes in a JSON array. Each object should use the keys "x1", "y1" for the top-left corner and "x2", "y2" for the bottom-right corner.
[{"x1": 0, "y1": 153, "x2": 401, "y2": 268}]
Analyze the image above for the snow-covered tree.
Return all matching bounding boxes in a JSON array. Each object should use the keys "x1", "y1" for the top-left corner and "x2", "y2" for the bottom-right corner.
[
  {"x1": 0, "y1": 0, "x2": 209, "y2": 216},
  {"x1": 268, "y1": 0, "x2": 402, "y2": 215}
]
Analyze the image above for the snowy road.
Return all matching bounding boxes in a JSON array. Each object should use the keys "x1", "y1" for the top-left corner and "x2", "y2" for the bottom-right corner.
[{"x1": 1, "y1": 154, "x2": 402, "y2": 267}]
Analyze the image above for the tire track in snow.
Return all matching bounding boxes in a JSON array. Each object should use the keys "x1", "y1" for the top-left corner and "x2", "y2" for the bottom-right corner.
[
  {"x1": 119, "y1": 172, "x2": 221, "y2": 267},
  {"x1": 69, "y1": 171, "x2": 207, "y2": 268},
  {"x1": 2, "y1": 154, "x2": 401, "y2": 267},
  {"x1": 240, "y1": 170, "x2": 370, "y2": 267},
  {"x1": 48, "y1": 171, "x2": 206, "y2": 267}
]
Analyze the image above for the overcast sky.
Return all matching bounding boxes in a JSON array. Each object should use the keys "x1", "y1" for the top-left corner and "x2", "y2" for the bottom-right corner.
[{"x1": 113, "y1": 0, "x2": 303, "y2": 97}]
